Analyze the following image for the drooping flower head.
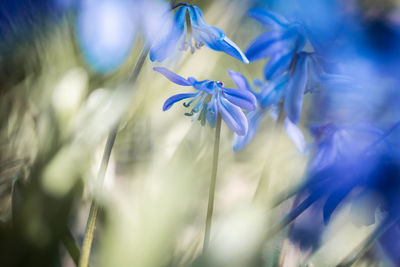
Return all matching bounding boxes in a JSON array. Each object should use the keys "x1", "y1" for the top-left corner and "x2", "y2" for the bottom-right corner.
[
  {"x1": 245, "y1": 9, "x2": 307, "y2": 80},
  {"x1": 150, "y1": 4, "x2": 249, "y2": 63},
  {"x1": 153, "y1": 67, "x2": 257, "y2": 136}
]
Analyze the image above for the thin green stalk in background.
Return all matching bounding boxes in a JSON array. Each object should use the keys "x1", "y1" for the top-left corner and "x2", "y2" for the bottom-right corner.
[
  {"x1": 78, "y1": 45, "x2": 150, "y2": 267},
  {"x1": 61, "y1": 227, "x2": 83, "y2": 266},
  {"x1": 79, "y1": 125, "x2": 118, "y2": 267},
  {"x1": 203, "y1": 114, "x2": 222, "y2": 251},
  {"x1": 337, "y1": 217, "x2": 398, "y2": 267}
]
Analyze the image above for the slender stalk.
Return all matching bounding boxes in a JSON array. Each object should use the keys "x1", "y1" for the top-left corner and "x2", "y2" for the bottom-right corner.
[
  {"x1": 78, "y1": 46, "x2": 150, "y2": 267},
  {"x1": 203, "y1": 114, "x2": 222, "y2": 251},
  {"x1": 79, "y1": 126, "x2": 118, "y2": 267},
  {"x1": 61, "y1": 227, "x2": 82, "y2": 266},
  {"x1": 337, "y1": 217, "x2": 398, "y2": 267}
]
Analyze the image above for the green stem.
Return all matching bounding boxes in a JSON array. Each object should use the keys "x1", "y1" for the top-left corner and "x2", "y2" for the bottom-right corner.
[
  {"x1": 337, "y1": 217, "x2": 398, "y2": 267},
  {"x1": 78, "y1": 46, "x2": 150, "y2": 267},
  {"x1": 203, "y1": 114, "x2": 222, "y2": 251},
  {"x1": 61, "y1": 227, "x2": 83, "y2": 266},
  {"x1": 79, "y1": 125, "x2": 118, "y2": 267}
]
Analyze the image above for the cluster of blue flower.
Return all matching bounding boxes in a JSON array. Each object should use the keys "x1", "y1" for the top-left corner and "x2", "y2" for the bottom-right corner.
[{"x1": 30, "y1": 0, "x2": 399, "y2": 264}]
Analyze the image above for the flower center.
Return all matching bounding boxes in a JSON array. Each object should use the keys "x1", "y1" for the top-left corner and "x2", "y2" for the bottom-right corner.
[{"x1": 180, "y1": 9, "x2": 205, "y2": 53}]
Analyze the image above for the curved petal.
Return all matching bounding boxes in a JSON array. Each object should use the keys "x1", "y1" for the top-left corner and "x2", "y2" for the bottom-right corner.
[
  {"x1": 245, "y1": 31, "x2": 297, "y2": 62},
  {"x1": 153, "y1": 67, "x2": 192, "y2": 86},
  {"x1": 163, "y1": 93, "x2": 198, "y2": 111},
  {"x1": 284, "y1": 118, "x2": 306, "y2": 153},
  {"x1": 217, "y1": 95, "x2": 248, "y2": 136},
  {"x1": 259, "y1": 73, "x2": 289, "y2": 108},
  {"x1": 222, "y1": 87, "x2": 257, "y2": 111},
  {"x1": 149, "y1": 6, "x2": 187, "y2": 62},
  {"x1": 188, "y1": 6, "x2": 248, "y2": 63},
  {"x1": 263, "y1": 50, "x2": 293, "y2": 80},
  {"x1": 233, "y1": 109, "x2": 266, "y2": 151},
  {"x1": 227, "y1": 70, "x2": 252, "y2": 91},
  {"x1": 248, "y1": 8, "x2": 290, "y2": 29},
  {"x1": 284, "y1": 53, "x2": 309, "y2": 124}
]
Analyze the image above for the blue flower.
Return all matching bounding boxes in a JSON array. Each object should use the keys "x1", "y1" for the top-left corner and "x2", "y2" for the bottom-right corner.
[
  {"x1": 76, "y1": 0, "x2": 137, "y2": 73},
  {"x1": 150, "y1": 4, "x2": 248, "y2": 63},
  {"x1": 229, "y1": 68, "x2": 307, "y2": 152},
  {"x1": 153, "y1": 67, "x2": 257, "y2": 136},
  {"x1": 245, "y1": 8, "x2": 306, "y2": 80},
  {"x1": 76, "y1": 0, "x2": 169, "y2": 73}
]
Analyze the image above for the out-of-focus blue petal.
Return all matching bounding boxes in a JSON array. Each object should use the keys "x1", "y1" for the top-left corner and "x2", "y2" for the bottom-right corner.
[
  {"x1": 149, "y1": 5, "x2": 187, "y2": 62},
  {"x1": 163, "y1": 93, "x2": 198, "y2": 111},
  {"x1": 263, "y1": 50, "x2": 293, "y2": 80},
  {"x1": 233, "y1": 109, "x2": 267, "y2": 151},
  {"x1": 139, "y1": 0, "x2": 171, "y2": 44},
  {"x1": 217, "y1": 95, "x2": 248, "y2": 136},
  {"x1": 222, "y1": 87, "x2": 257, "y2": 111},
  {"x1": 153, "y1": 67, "x2": 192, "y2": 86},
  {"x1": 259, "y1": 73, "x2": 289, "y2": 108},
  {"x1": 189, "y1": 6, "x2": 248, "y2": 63},
  {"x1": 284, "y1": 118, "x2": 306, "y2": 153},
  {"x1": 248, "y1": 8, "x2": 290, "y2": 29},
  {"x1": 211, "y1": 36, "x2": 249, "y2": 63},
  {"x1": 379, "y1": 223, "x2": 400, "y2": 265},
  {"x1": 76, "y1": 0, "x2": 137, "y2": 73},
  {"x1": 284, "y1": 53, "x2": 309, "y2": 124},
  {"x1": 245, "y1": 31, "x2": 287, "y2": 62},
  {"x1": 323, "y1": 186, "x2": 353, "y2": 224}
]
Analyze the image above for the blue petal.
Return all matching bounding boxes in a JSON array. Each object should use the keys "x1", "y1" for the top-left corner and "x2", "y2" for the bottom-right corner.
[
  {"x1": 259, "y1": 73, "x2": 289, "y2": 108},
  {"x1": 263, "y1": 50, "x2": 293, "y2": 80},
  {"x1": 233, "y1": 109, "x2": 266, "y2": 151},
  {"x1": 149, "y1": 6, "x2": 187, "y2": 62},
  {"x1": 222, "y1": 87, "x2": 257, "y2": 111},
  {"x1": 228, "y1": 70, "x2": 252, "y2": 91},
  {"x1": 217, "y1": 95, "x2": 248, "y2": 136},
  {"x1": 323, "y1": 186, "x2": 353, "y2": 225},
  {"x1": 213, "y1": 36, "x2": 249, "y2": 63},
  {"x1": 245, "y1": 31, "x2": 297, "y2": 62},
  {"x1": 153, "y1": 67, "x2": 192, "y2": 86},
  {"x1": 248, "y1": 8, "x2": 290, "y2": 29},
  {"x1": 163, "y1": 93, "x2": 198, "y2": 111},
  {"x1": 188, "y1": 6, "x2": 248, "y2": 63},
  {"x1": 76, "y1": 0, "x2": 137, "y2": 73},
  {"x1": 191, "y1": 79, "x2": 216, "y2": 94},
  {"x1": 284, "y1": 53, "x2": 309, "y2": 124},
  {"x1": 284, "y1": 118, "x2": 306, "y2": 153}
]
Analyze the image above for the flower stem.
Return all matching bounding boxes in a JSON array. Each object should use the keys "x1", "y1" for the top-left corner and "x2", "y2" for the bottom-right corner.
[
  {"x1": 61, "y1": 227, "x2": 83, "y2": 266},
  {"x1": 203, "y1": 114, "x2": 222, "y2": 251},
  {"x1": 79, "y1": 125, "x2": 118, "y2": 267},
  {"x1": 78, "y1": 45, "x2": 150, "y2": 267},
  {"x1": 337, "y1": 217, "x2": 398, "y2": 267}
]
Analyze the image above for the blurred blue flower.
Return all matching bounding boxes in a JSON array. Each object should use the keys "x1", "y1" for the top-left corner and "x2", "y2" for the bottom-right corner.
[
  {"x1": 153, "y1": 67, "x2": 257, "y2": 135},
  {"x1": 76, "y1": 0, "x2": 169, "y2": 73},
  {"x1": 76, "y1": 0, "x2": 137, "y2": 73},
  {"x1": 245, "y1": 8, "x2": 306, "y2": 80},
  {"x1": 230, "y1": 53, "x2": 348, "y2": 151},
  {"x1": 150, "y1": 4, "x2": 248, "y2": 63}
]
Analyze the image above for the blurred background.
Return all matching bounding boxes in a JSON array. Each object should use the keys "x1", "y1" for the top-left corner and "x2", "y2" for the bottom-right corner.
[{"x1": 1, "y1": 0, "x2": 400, "y2": 266}]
